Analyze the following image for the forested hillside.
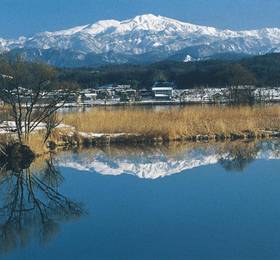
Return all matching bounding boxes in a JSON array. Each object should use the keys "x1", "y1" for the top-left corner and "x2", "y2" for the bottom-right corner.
[
  {"x1": 58, "y1": 53, "x2": 280, "y2": 89},
  {"x1": 1, "y1": 53, "x2": 280, "y2": 90}
]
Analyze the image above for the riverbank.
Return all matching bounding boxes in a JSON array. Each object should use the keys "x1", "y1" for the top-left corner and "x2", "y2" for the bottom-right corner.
[
  {"x1": 53, "y1": 130, "x2": 280, "y2": 149},
  {"x1": 43, "y1": 105, "x2": 280, "y2": 149},
  {"x1": 1, "y1": 105, "x2": 280, "y2": 154},
  {"x1": 62, "y1": 105, "x2": 280, "y2": 141}
]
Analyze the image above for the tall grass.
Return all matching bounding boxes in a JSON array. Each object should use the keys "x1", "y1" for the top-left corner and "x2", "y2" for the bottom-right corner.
[
  {"x1": 2, "y1": 105, "x2": 279, "y2": 155},
  {"x1": 63, "y1": 105, "x2": 280, "y2": 139},
  {"x1": 26, "y1": 128, "x2": 69, "y2": 155}
]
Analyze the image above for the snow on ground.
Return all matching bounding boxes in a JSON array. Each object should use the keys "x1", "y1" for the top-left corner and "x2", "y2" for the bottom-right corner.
[{"x1": 0, "y1": 121, "x2": 74, "y2": 135}]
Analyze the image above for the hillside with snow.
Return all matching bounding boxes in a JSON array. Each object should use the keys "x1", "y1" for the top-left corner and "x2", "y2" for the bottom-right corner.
[
  {"x1": 56, "y1": 141, "x2": 280, "y2": 179},
  {"x1": 1, "y1": 14, "x2": 280, "y2": 67}
]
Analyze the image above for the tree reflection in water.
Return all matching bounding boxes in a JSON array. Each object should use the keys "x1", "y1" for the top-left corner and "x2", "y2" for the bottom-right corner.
[
  {"x1": 0, "y1": 157, "x2": 85, "y2": 254},
  {"x1": 218, "y1": 141, "x2": 280, "y2": 172},
  {"x1": 218, "y1": 142, "x2": 260, "y2": 171}
]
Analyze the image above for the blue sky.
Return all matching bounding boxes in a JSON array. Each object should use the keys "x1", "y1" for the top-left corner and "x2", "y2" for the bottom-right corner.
[{"x1": 1, "y1": 0, "x2": 280, "y2": 38}]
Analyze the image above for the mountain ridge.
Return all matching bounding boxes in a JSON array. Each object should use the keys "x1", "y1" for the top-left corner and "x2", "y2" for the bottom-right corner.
[
  {"x1": 1, "y1": 14, "x2": 280, "y2": 67},
  {"x1": 56, "y1": 141, "x2": 280, "y2": 179}
]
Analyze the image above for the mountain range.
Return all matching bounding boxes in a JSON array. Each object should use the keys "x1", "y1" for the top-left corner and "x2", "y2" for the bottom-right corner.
[
  {"x1": 57, "y1": 141, "x2": 280, "y2": 179},
  {"x1": 1, "y1": 14, "x2": 280, "y2": 67}
]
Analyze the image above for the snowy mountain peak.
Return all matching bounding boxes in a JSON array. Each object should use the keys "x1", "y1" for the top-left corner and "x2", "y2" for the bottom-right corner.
[
  {"x1": 130, "y1": 14, "x2": 160, "y2": 23},
  {"x1": 1, "y1": 14, "x2": 280, "y2": 67}
]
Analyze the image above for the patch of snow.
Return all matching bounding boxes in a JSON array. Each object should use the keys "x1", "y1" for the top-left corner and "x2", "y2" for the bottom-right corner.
[{"x1": 183, "y1": 54, "x2": 193, "y2": 62}]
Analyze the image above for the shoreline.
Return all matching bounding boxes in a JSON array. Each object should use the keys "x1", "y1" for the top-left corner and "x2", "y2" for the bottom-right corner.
[
  {"x1": 50, "y1": 130, "x2": 280, "y2": 149},
  {"x1": 1, "y1": 128, "x2": 280, "y2": 157},
  {"x1": 1, "y1": 105, "x2": 279, "y2": 155},
  {"x1": 62, "y1": 100, "x2": 280, "y2": 108}
]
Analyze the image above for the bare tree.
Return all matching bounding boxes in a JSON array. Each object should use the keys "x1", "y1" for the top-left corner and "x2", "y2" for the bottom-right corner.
[
  {"x1": 43, "y1": 112, "x2": 62, "y2": 144},
  {"x1": 228, "y1": 85, "x2": 256, "y2": 105},
  {"x1": 0, "y1": 60, "x2": 78, "y2": 145}
]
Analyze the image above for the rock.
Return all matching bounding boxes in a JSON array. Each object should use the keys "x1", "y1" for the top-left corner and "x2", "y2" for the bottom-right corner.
[
  {"x1": 0, "y1": 143, "x2": 35, "y2": 172},
  {"x1": 47, "y1": 141, "x2": 57, "y2": 150}
]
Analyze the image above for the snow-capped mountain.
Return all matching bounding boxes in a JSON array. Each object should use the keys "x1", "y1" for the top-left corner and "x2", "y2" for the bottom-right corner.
[
  {"x1": 56, "y1": 146, "x2": 222, "y2": 179},
  {"x1": 2, "y1": 14, "x2": 280, "y2": 67},
  {"x1": 56, "y1": 141, "x2": 280, "y2": 179}
]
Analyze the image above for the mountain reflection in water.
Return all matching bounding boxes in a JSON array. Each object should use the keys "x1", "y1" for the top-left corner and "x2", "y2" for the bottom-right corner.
[
  {"x1": 57, "y1": 140, "x2": 280, "y2": 179},
  {"x1": 0, "y1": 157, "x2": 85, "y2": 254},
  {"x1": 0, "y1": 140, "x2": 280, "y2": 257}
]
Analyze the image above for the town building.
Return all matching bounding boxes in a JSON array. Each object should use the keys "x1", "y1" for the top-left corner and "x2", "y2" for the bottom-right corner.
[{"x1": 152, "y1": 82, "x2": 175, "y2": 100}]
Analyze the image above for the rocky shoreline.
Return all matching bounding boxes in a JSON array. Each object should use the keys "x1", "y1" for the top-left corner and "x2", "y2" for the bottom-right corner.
[
  {"x1": 1, "y1": 121, "x2": 280, "y2": 151},
  {"x1": 49, "y1": 130, "x2": 280, "y2": 149}
]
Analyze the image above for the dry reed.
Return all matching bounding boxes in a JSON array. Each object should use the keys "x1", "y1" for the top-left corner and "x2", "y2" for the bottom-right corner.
[{"x1": 63, "y1": 105, "x2": 280, "y2": 140}]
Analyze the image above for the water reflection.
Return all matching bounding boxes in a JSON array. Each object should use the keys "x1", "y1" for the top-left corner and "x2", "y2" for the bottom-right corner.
[
  {"x1": 218, "y1": 142, "x2": 262, "y2": 171},
  {"x1": 1, "y1": 140, "x2": 279, "y2": 254},
  {"x1": 0, "y1": 157, "x2": 85, "y2": 254},
  {"x1": 57, "y1": 140, "x2": 280, "y2": 178},
  {"x1": 0, "y1": 140, "x2": 280, "y2": 258}
]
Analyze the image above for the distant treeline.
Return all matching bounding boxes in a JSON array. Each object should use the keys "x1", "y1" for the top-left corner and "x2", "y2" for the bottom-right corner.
[
  {"x1": 1, "y1": 53, "x2": 280, "y2": 90},
  {"x1": 57, "y1": 53, "x2": 280, "y2": 89}
]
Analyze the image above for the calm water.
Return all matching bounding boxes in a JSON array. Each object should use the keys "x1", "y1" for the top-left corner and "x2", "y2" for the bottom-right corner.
[{"x1": 1, "y1": 140, "x2": 280, "y2": 260}]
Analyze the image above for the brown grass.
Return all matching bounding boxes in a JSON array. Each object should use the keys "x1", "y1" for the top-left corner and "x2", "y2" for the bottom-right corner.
[
  {"x1": 63, "y1": 105, "x2": 280, "y2": 140},
  {"x1": 26, "y1": 132, "x2": 48, "y2": 155},
  {"x1": 2, "y1": 105, "x2": 279, "y2": 155},
  {"x1": 26, "y1": 128, "x2": 70, "y2": 155}
]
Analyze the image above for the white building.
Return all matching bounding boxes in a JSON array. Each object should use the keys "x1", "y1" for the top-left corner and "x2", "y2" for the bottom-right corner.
[
  {"x1": 152, "y1": 82, "x2": 175, "y2": 100},
  {"x1": 152, "y1": 87, "x2": 174, "y2": 100}
]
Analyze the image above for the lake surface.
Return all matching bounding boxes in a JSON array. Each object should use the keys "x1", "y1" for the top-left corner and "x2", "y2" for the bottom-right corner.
[{"x1": 1, "y1": 140, "x2": 280, "y2": 260}]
